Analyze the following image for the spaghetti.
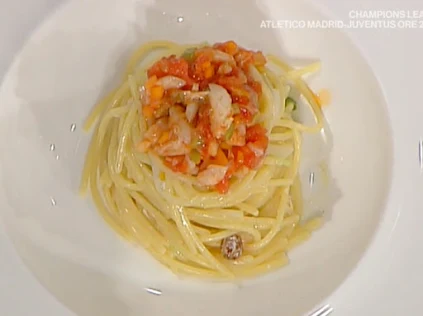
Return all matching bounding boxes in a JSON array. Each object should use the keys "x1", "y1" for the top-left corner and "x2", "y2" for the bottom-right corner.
[{"x1": 80, "y1": 40, "x2": 326, "y2": 279}]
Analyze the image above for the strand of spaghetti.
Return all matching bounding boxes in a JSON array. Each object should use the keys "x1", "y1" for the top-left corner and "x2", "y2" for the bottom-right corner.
[
  {"x1": 290, "y1": 176, "x2": 304, "y2": 216},
  {"x1": 129, "y1": 191, "x2": 214, "y2": 269},
  {"x1": 266, "y1": 143, "x2": 294, "y2": 158},
  {"x1": 235, "y1": 203, "x2": 260, "y2": 217},
  {"x1": 97, "y1": 100, "x2": 128, "y2": 142},
  {"x1": 103, "y1": 190, "x2": 178, "y2": 273},
  {"x1": 288, "y1": 62, "x2": 321, "y2": 78},
  {"x1": 113, "y1": 185, "x2": 166, "y2": 250},
  {"x1": 97, "y1": 88, "x2": 130, "y2": 142},
  {"x1": 187, "y1": 212, "x2": 299, "y2": 232},
  {"x1": 125, "y1": 154, "x2": 173, "y2": 218},
  {"x1": 115, "y1": 103, "x2": 137, "y2": 174},
  {"x1": 246, "y1": 222, "x2": 293, "y2": 255},
  {"x1": 192, "y1": 225, "x2": 211, "y2": 236},
  {"x1": 99, "y1": 168, "x2": 112, "y2": 189},
  {"x1": 125, "y1": 40, "x2": 180, "y2": 77},
  {"x1": 93, "y1": 131, "x2": 131, "y2": 240},
  {"x1": 245, "y1": 130, "x2": 302, "y2": 252},
  {"x1": 80, "y1": 94, "x2": 121, "y2": 195},
  {"x1": 268, "y1": 179, "x2": 294, "y2": 186},
  {"x1": 79, "y1": 127, "x2": 100, "y2": 195},
  {"x1": 172, "y1": 206, "x2": 233, "y2": 276},
  {"x1": 287, "y1": 230, "x2": 312, "y2": 251},
  {"x1": 263, "y1": 156, "x2": 291, "y2": 167},
  {"x1": 201, "y1": 230, "x2": 238, "y2": 244},
  {"x1": 82, "y1": 86, "x2": 119, "y2": 131},
  {"x1": 245, "y1": 187, "x2": 277, "y2": 210},
  {"x1": 185, "y1": 208, "x2": 244, "y2": 219},
  {"x1": 188, "y1": 216, "x2": 262, "y2": 242},
  {"x1": 269, "y1": 131, "x2": 293, "y2": 142},
  {"x1": 239, "y1": 239, "x2": 288, "y2": 267},
  {"x1": 268, "y1": 55, "x2": 324, "y2": 132},
  {"x1": 302, "y1": 217, "x2": 324, "y2": 232}
]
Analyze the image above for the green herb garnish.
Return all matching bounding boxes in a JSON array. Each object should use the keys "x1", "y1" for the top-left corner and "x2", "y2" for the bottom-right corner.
[
  {"x1": 225, "y1": 123, "x2": 235, "y2": 141},
  {"x1": 189, "y1": 150, "x2": 202, "y2": 164},
  {"x1": 181, "y1": 48, "x2": 196, "y2": 62},
  {"x1": 285, "y1": 97, "x2": 297, "y2": 111}
]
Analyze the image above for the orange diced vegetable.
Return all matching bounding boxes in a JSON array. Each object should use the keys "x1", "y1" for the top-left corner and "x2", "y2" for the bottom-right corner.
[
  {"x1": 214, "y1": 41, "x2": 239, "y2": 56},
  {"x1": 204, "y1": 66, "x2": 214, "y2": 79},
  {"x1": 142, "y1": 105, "x2": 155, "y2": 118},
  {"x1": 150, "y1": 85, "x2": 164, "y2": 101},
  {"x1": 212, "y1": 148, "x2": 229, "y2": 166},
  {"x1": 146, "y1": 75, "x2": 158, "y2": 90},
  {"x1": 226, "y1": 41, "x2": 238, "y2": 55},
  {"x1": 158, "y1": 131, "x2": 169, "y2": 144}
]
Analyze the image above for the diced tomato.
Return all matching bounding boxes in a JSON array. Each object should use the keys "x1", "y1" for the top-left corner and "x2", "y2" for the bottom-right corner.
[
  {"x1": 215, "y1": 175, "x2": 230, "y2": 194},
  {"x1": 226, "y1": 85, "x2": 250, "y2": 105},
  {"x1": 248, "y1": 80, "x2": 262, "y2": 95},
  {"x1": 230, "y1": 125, "x2": 269, "y2": 170},
  {"x1": 232, "y1": 107, "x2": 254, "y2": 125},
  {"x1": 191, "y1": 51, "x2": 214, "y2": 81},
  {"x1": 246, "y1": 124, "x2": 269, "y2": 160},
  {"x1": 240, "y1": 145, "x2": 258, "y2": 169},
  {"x1": 198, "y1": 78, "x2": 214, "y2": 91},
  {"x1": 246, "y1": 124, "x2": 267, "y2": 142},
  {"x1": 232, "y1": 146, "x2": 246, "y2": 169},
  {"x1": 147, "y1": 55, "x2": 191, "y2": 83},
  {"x1": 210, "y1": 148, "x2": 229, "y2": 166},
  {"x1": 165, "y1": 155, "x2": 188, "y2": 173}
]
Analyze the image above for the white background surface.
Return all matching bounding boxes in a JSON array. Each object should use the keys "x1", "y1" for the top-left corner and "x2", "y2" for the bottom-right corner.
[{"x1": 0, "y1": 0, "x2": 422, "y2": 315}]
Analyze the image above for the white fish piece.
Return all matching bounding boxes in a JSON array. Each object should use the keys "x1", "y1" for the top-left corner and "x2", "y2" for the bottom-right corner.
[
  {"x1": 197, "y1": 165, "x2": 228, "y2": 186},
  {"x1": 186, "y1": 103, "x2": 199, "y2": 123},
  {"x1": 208, "y1": 83, "x2": 233, "y2": 139},
  {"x1": 212, "y1": 50, "x2": 235, "y2": 63},
  {"x1": 157, "y1": 76, "x2": 186, "y2": 89}
]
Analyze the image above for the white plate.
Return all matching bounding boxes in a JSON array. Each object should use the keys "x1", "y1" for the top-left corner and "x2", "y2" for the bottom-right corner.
[{"x1": 0, "y1": 0, "x2": 421, "y2": 315}]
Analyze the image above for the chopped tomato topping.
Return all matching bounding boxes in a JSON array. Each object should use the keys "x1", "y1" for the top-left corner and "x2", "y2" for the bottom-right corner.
[
  {"x1": 191, "y1": 51, "x2": 214, "y2": 81},
  {"x1": 148, "y1": 55, "x2": 191, "y2": 82},
  {"x1": 216, "y1": 76, "x2": 247, "y2": 89},
  {"x1": 140, "y1": 41, "x2": 270, "y2": 194}
]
